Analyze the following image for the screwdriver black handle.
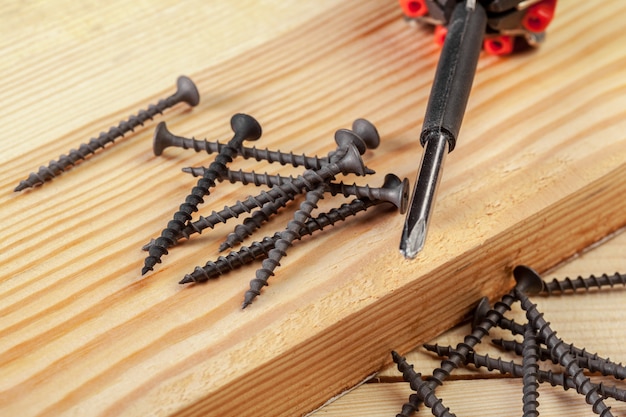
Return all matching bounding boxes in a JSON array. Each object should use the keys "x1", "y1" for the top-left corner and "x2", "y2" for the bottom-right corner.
[{"x1": 420, "y1": 1, "x2": 487, "y2": 152}]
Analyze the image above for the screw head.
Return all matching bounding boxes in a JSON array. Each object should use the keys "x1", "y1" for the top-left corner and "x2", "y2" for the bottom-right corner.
[
  {"x1": 334, "y1": 129, "x2": 367, "y2": 155},
  {"x1": 152, "y1": 122, "x2": 176, "y2": 156},
  {"x1": 175, "y1": 75, "x2": 200, "y2": 107},
  {"x1": 381, "y1": 173, "x2": 410, "y2": 213},
  {"x1": 334, "y1": 143, "x2": 369, "y2": 176},
  {"x1": 230, "y1": 113, "x2": 262, "y2": 143},
  {"x1": 471, "y1": 296, "x2": 491, "y2": 331},
  {"x1": 351, "y1": 119, "x2": 380, "y2": 150},
  {"x1": 513, "y1": 265, "x2": 544, "y2": 294}
]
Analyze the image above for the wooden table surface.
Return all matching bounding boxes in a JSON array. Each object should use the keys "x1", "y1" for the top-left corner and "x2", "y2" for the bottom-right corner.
[{"x1": 1, "y1": 1, "x2": 625, "y2": 416}]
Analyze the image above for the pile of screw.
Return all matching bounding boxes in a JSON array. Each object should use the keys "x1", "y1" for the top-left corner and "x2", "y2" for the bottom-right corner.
[
  {"x1": 141, "y1": 112, "x2": 410, "y2": 308},
  {"x1": 12, "y1": 74, "x2": 409, "y2": 309},
  {"x1": 392, "y1": 265, "x2": 626, "y2": 417}
]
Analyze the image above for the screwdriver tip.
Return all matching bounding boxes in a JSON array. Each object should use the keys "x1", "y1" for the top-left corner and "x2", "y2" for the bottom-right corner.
[{"x1": 399, "y1": 217, "x2": 426, "y2": 259}]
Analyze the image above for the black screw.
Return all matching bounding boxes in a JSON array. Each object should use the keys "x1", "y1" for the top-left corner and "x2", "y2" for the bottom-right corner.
[
  {"x1": 513, "y1": 265, "x2": 614, "y2": 417},
  {"x1": 184, "y1": 169, "x2": 408, "y2": 213},
  {"x1": 177, "y1": 172, "x2": 407, "y2": 253},
  {"x1": 153, "y1": 120, "x2": 328, "y2": 169},
  {"x1": 330, "y1": 174, "x2": 410, "y2": 214},
  {"x1": 242, "y1": 185, "x2": 326, "y2": 308},
  {"x1": 392, "y1": 351, "x2": 456, "y2": 417},
  {"x1": 153, "y1": 117, "x2": 380, "y2": 166},
  {"x1": 217, "y1": 173, "x2": 409, "y2": 251},
  {"x1": 399, "y1": 270, "x2": 542, "y2": 416},
  {"x1": 241, "y1": 128, "x2": 376, "y2": 308},
  {"x1": 173, "y1": 138, "x2": 372, "y2": 244},
  {"x1": 142, "y1": 124, "x2": 373, "y2": 253},
  {"x1": 424, "y1": 344, "x2": 626, "y2": 402},
  {"x1": 493, "y1": 321, "x2": 626, "y2": 379},
  {"x1": 178, "y1": 198, "x2": 383, "y2": 284},
  {"x1": 142, "y1": 113, "x2": 262, "y2": 275},
  {"x1": 494, "y1": 337, "x2": 626, "y2": 380},
  {"x1": 218, "y1": 196, "x2": 292, "y2": 252},
  {"x1": 521, "y1": 324, "x2": 540, "y2": 417},
  {"x1": 542, "y1": 272, "x2": 626, "y2": 295},
  {"x1": 15, "y1": 76, "x2": 200, "y2": 192}
]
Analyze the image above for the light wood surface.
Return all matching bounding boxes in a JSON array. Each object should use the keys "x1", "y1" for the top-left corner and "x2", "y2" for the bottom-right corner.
[{"x1": 1, "y1": 1, "x2": 625, "y2": 416}]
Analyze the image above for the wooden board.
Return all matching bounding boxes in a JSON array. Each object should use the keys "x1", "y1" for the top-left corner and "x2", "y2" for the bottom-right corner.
[{"x1": 1, "y1": 0, "x2": 626, "y2": 416}]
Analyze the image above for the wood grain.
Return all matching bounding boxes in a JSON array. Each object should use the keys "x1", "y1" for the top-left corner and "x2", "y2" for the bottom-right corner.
[{"x1": 1, "y1": 0, "x2": 625, "y2": 416}]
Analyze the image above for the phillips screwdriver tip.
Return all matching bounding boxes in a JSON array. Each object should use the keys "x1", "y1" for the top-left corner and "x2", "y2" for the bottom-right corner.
[{"x1": 400, "y1": 216, "x2": 426, "y2": 259}]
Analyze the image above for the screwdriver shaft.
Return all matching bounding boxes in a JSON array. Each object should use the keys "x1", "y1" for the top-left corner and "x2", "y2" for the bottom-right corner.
[{"x1": 400, "y1": 0, "x2": 486, "y2": 258}]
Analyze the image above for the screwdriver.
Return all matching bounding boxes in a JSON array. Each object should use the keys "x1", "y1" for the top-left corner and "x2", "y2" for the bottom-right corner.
[{"x1": 400, "y1": 0, "x2": 486, "y2": 258}]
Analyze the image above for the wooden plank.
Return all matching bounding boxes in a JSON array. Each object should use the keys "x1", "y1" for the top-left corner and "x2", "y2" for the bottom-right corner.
[
  {"x1": 1, "y1": 0, "x2": 626, "y2": 416},
  {"x1": 315, "y1": 230, "x2": 626, "y2": 415}
]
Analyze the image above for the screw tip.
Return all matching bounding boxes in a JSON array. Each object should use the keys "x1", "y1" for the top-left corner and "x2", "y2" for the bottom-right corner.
[
  {"x1": 241, "y1": 290, "x2": 259, "y2": 309},
  {"x1": 179, "y1": 275, "x2": 195, "y2": 284},
  {"x1": 141, "y1": 266, "x2": 153, "y2": 276},
  {"x1": 141, "y1": 239, "x2": 156, "y2": 251},
  {"x1": 14, "y1": 182, "x2": 29, "y2": 192}
]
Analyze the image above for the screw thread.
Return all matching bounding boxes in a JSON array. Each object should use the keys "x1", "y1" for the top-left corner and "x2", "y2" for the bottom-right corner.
[
  {"x1": 331, "y1": 181, "x2": 378, "y2": 200},
  {"x1": 163, "y1": 132, "x2": 329, "y2": 169},
  {"x1": 143, "y1": 152, "x2": 233, "y2": 274},
  {"x1": 179, "y1": 198, "x2": 378, "y2": 284},
  {"x1": 396, "y1": 394, "x2": 420, "y2": 417},
  {"x1": 492, "y1": 338, "x2": 552, "y2": 361},
  {"x1": 396, "y1": 292, "x2": 518, "y2": 416},
  {"x1": 585, "y1": 357, "x2": 626, "y2": 380},
  {"x1": 425, "y1": 344, "x2": 626, "y2": 402},
  {"x1": 182, "y1": 186, "x2": 300, "y2": 239},
  {"x1": 521, "y1": 325, "x2": 540, "y2": 417},
  {"x1": 143, "y1": 114, "x2": 261, "y2": 274},
  {"x1": 597, "y1": 382, "x2": 626, "y2": 402},
  {"x1": 492, "y1": 338, "x2": 626, "y2": 379},
  {"x1": 392, "y1": 351, "x2": 456, "y2": 417},
  {"x1": 222, "y1": 169, "x2": 298, "y2": 187},
  {"x1": 327, "y1": 177, "x2": 408, "y2": 211},
  {"x1": 516, "y1": 289, "x2": 614, "y2": 417},
  {"x1": 206, "y1": 168, "x2": 402, "y2": 207},
  {"x1": 184, "y1": 236, "x2": 277, "y2": 283},
  {"x1": 427, "y1": 292, "x2": 516, "y2": 388},
  {"x1": 179, "y1": 147, "x2": 360, "y2": 242},
  {"x1": 542, "y1": 272, "x2": 626, "y2": 295},
  {"x1": 241, "y1": 146, "x2": 328, "y2": 169},
  {"x1": 212, "y1": 170, "x2": 299, "y2": 251},
  {"x1": 219, "y1": 197, "x2": 291, "y2": 251},
  {"x1": 15, "y1": 86, "x2": 192, "y2": 191},
  {"x1": 242, "y1": 186, "x2": 325, "y2": 308},
  {"x1": 181, "y1": 136, "x2": 226, "y2": 154}
]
